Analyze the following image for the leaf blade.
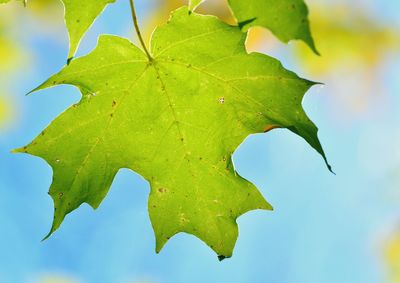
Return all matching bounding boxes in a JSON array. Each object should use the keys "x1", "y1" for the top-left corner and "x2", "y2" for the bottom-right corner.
[
  {"x1": 19, "y1": 7, "x2": 328, "y2": 257},
  {"x1": 228, "y1": 0, "x2": 319, "y2": 54},
  {"x1": 62, "y1": 0, "x2": 116, "y2": 60}
]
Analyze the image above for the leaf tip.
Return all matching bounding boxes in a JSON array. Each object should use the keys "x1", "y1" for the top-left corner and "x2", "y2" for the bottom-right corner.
[
  {"x1": 11, "y1": 148, "x2": 21, "y2": 154},
  {"x1": 218, "y1": 255, "x2": 230, "y2": 261},
  {"x1": 155, "y1": 245, "x2": 162, "y2": 254},
  {"x1": 309, "y1": 43, "x2": 321, "y2": 56},
  {"x1": 303, "y1": 36, "x2": 320, "y2": 56},
  {"x1": 67, "y1": 57, "x2": 74, "y2": 65},
  {"x1": 41, "y1": 220, "x2": 58, "y2": 242},
  {"x1": 25, "y1": 82, "x2": 49, "y2": 96},
  {"x1": 41, "y1": 232, "x2": 52, "y2": 242},
  {"x1": 11, "y1": 146, "x2": 29, "y2": 154},
  {"x1": 155, "y1": 236, "x2": 168, "y2": 254},
  {"x1": 319, "y1": 147, "x2": 334, "y2": 174},
  {"x1": 237, "y1": 18, "x2": 257, "y2": 30},
  {"x1": 327, "y1": 162, "x2": 335, "y2": 175},
  {"x1": 25, "y1": 88, "x2": 36, "y2": 96}
]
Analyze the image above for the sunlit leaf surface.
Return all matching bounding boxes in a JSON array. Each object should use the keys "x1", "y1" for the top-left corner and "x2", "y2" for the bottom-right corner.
[{"x1": 17, "y1": 7, "x2": 327, "y2": 258}]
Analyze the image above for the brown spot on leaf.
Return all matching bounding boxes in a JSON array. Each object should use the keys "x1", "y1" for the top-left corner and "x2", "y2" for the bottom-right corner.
[{"x1": 264, "y1": 125, "x2": 281, "y2": 133}]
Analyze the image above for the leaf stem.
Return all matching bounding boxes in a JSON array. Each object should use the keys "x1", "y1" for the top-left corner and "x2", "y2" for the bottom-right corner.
[{"x1": 129, "y1": 0, "x2": 152, "y2": 61}]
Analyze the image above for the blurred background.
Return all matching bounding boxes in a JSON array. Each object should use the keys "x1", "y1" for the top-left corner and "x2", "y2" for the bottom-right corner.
[{"x1": 0, "y1": 0, "x2": 399, "y2": 282}]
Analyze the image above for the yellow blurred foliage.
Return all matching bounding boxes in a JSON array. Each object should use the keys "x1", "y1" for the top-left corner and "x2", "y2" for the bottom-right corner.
[
  {"x1": 39, "y1": 275, "x2": 79, "y2": 283},
  {"x1": 0, "y1": 0, "x2": 58, "y2": 130},
  {"x1": 293, "y1": 4, "x2": 400, "y2": 76},
  {"x1": 0, "y1": 36, "x2": 20, "y2": 72},
  {"x1": 27, "y1": 0, "x2": 63, "y2": 21},
  {"x1": 0, "y1": 16, "x2": 23, "y2": 72},
  {"x1": 0, "y1": 95, "x2": 11, "y2": 128},
  {"x1": 1, "y1": 0, "x2": 59, "y2": 16},
  {"x1": 385, "y1": 232, "x2": 400, "y2": 283}
]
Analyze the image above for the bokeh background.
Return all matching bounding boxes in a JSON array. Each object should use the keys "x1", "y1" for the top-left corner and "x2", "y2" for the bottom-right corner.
[{"x1": 1, "y1": 0, "x2": 400, "y2": 282}]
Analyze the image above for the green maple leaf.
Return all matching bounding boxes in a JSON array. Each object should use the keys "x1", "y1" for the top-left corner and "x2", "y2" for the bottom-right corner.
[
  {"x1": 228, "y1": 0, "x2": 319, "y2": 54},
  {"x1": 16, "y1": 7, "x2": 329, "y2": 258}
]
